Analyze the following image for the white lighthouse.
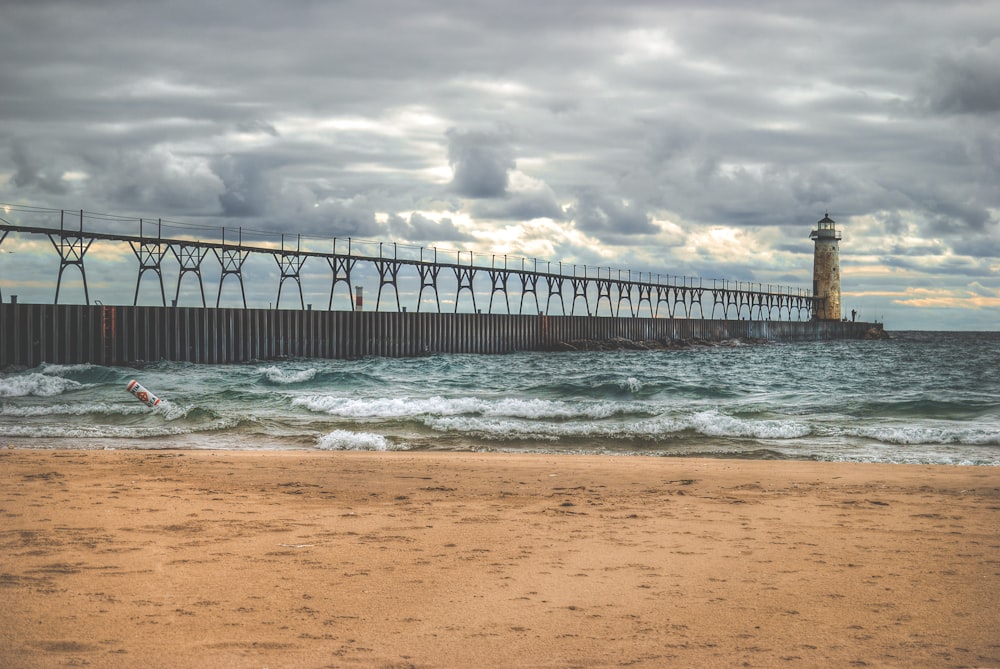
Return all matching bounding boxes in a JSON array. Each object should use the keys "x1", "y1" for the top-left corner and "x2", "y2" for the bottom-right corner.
[{"x1": 810, "y1": 213, "x2": 842, "y2": 320}]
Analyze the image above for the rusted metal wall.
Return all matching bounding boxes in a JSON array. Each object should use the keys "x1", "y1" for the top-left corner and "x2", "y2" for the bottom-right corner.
[{"x1": 0, "y1": 303, "x2": 877, "y2": 367}]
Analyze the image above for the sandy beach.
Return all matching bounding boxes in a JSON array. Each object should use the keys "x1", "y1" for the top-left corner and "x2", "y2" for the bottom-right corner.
[{"x1": 1, "y1": 448, "x2": 998, "y2": 668}]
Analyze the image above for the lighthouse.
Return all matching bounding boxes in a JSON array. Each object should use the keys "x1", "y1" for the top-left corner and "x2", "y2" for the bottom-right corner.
[{"x1": 810, "y1": 213, "x2": 842, "y2": 320}]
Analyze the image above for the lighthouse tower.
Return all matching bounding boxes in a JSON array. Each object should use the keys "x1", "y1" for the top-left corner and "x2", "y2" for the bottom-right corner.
[{"x1": 810, "y1": 213, "x2": 842, "y2": 320}]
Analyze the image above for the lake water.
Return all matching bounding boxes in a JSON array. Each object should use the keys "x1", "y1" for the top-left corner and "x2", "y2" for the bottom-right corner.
[{"x1": 1, "y1": 330, "x2": 997, "y2": 465}]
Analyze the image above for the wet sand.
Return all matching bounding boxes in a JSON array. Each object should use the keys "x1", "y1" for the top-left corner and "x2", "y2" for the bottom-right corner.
[{"x1": 1, "y1": 448, "x2": 998, "y2": 668}]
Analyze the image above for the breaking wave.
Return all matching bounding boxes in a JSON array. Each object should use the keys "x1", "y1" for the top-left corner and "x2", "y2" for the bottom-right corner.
[
  {"x1": 316, "y1": 430, "x2": 400, "y2": 451},
  {"x1": 0, "y1": 373, "x2": 84, "y2": 398}
]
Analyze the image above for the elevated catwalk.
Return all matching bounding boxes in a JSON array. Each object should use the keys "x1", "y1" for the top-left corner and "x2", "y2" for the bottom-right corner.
[{"x1": 0, "y1": 208, "x2": 817, "y2": 321}]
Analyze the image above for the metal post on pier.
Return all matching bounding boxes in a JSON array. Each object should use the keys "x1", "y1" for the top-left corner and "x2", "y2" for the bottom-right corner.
[{"x1": 0, "y1": 229, "x2": 7, "y2": 303}]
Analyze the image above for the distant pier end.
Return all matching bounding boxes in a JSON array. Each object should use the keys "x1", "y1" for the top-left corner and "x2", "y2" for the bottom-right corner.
[{"x1": 810, "y1": 213, "x2": 842, "y2": 320}]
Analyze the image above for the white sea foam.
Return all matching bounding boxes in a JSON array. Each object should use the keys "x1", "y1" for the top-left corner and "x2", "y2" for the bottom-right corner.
[
  {"x1": 293, "y1": 394, "x2": 633, "y2": 420},
  {"x1": 153, "y1": 400, "x2": 199, "y2": 422},
  {"x1": 0, "y1": 423, "x2": 204, "y2": 439},
  {"x1": 39, "y1": 363, "x2": 100, "y2": 375},
  {"x1": 688, "y1": 410, "x2": 812, "y2": 439},
  {"x1": 847, "y1": 423, "x2": 1000, "y2": 446},
  {"x1": 259, "y1": 366, "x2": 317, "y2": 384},
  {"x1": 316, "y1": 429, "x2": 397, "y2": 451},
  {"x1": 0, "y1": 373, "x2": 83, "y2": 397},
  {"x1": 483, "y1": 398, "x2": 624, "y2": 420},
  {"x1": 423, "y1": 414, "x2": 692, "y2": 441},
  {"x1": 0, "y1": 402, "x2": 149, "y2": 417},
  {"x1": 623, "y1": 377, "x2": 643, "y2": 393},
  {"x1": 424, "y1": 416, "x2": 562, "y2": 440},
  {"x1": 0, "y1": 398, "x2": 199, "y2": 422},
  {"x1": 422, "y1": 410, "x2": 812, "y2": 442}
]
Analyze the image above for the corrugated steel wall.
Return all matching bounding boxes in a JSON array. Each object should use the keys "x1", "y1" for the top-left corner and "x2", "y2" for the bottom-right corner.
[{"x1": 0, "y1": 303, "x2": 875, "y2": 367}]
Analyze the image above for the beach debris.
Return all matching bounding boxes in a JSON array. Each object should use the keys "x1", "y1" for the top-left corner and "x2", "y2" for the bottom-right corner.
[{"x1": 126, "y1": 379, "x2": 161, "y2": 407}]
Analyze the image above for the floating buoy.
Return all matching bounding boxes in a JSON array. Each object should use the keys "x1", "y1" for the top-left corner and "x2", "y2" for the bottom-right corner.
[{"x1": 126, "y1": 379, "x2": 161, "y2": 407}]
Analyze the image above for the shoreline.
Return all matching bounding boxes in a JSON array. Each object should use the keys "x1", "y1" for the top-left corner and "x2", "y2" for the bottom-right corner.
[
  {"x1": 5, "y1": 436, "x2": 996, "y2": 468},
  {"x1": 7, "y1": 432, "x2": 1000, "y2": 469},
  {"x1": 2, "y1": 448, "x2": 998, "y2": 667}
]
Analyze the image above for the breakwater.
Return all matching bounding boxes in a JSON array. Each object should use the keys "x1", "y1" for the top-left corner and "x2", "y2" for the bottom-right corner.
[{"x1": 1, "y1": 303, "x2": 878, "y2": 367}]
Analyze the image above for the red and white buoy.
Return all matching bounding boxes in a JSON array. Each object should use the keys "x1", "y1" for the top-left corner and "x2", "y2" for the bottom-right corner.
[{"x1": 126, "y1": 380, "x2": 161, "y2": 407}]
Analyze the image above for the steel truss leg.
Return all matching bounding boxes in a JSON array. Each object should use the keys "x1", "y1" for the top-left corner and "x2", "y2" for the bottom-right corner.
[
  {"x1": 570, "y1": 278, "x2": 590, "y2": 316},
  {"x1": 374, "y1": 259, "x2": 403, "y2": 312},
  {"x1": 416, "y1": 263, "x2": 441, "y2": 313},
  {"x1": 328, "y1": 256, "x2": 356, "y2": 311},
  {"x1": 544, "y1": 277, "x2": 566, "y2": 315},
  {"x1": 454, "y1": 267, "x2": 477, "y2": 313},
  {"x1": 130, "y1": 239, "x2": 167, "y2": 306},
  {"x1": 171, "y1": 244, "x2": 208, "y2": 307},
  {"x1": 275, "y1": 252, "x2": 306, "y2": 310},
  {"x1": 519, "y1": 273, "x2": 540, "y2": 315},
  {"x1": 49, "y1": 233, "x2": 93, "y2": 305},
  {"x1": 213, "y1": 247, "x2": 249, "y2": 308},
  {"x1": 488, "y1": 270, "x2": 510, "y2": 314}
]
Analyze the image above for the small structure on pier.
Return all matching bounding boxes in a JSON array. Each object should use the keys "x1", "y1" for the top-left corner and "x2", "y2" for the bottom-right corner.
[{"x1": 810, "y1": 213, "x2": 842, "y2": 321}]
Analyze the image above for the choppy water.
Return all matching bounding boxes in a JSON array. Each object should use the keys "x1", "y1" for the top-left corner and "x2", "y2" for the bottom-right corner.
[{"x1": 1, "y1": 331, "x2": 997, "y2": 465}]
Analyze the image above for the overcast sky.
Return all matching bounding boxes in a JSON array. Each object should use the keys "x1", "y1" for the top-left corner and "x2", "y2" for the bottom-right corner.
[{"x1": 1, "y1": 0, "x2": 998, "y2": 329}]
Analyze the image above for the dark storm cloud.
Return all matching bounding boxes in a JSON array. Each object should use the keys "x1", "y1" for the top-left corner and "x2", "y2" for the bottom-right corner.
[
  {"x1": 886, "y1": 242, "x2": 947, "y2": 258},
  {"x1": 952, "y1": 233, "x2": 1000, "y2": 259},
  {"x1": 924, "y1": 199, "x2": 992, "y2": 234},
  {"x1": 388, "y1": 212, "x2": 474, "y2": 243},
  {"x1": 446, "y1": 128, "x2": 515, "y2": 199},
  {"x1": 915, "y1": 41, "x2": 1000, "y2": 115},
  {"x1": 469, "y1": 187, "x2": 565, "y2": 222},
  {"x1": 568, "y1": 190, "x2": 657, "y2": 237},
  {"x1": 308, "y1": 199, "x2": 382, "y2": 239},
  {"x1": 9, "y1": 142, "x2": 70, "y2": 195},
  {"x1": 216, "y1": 155, "x2": 272, "y2": 218},
  {"x1": 235, "y1": 121, "x2": 280, "y2": 137},
  {"x1": 879, "y1": 254, "x2": 994, "y2": 278},
  {"x1": 41, "y1": 143, "x2": 224, "y2": 215}
]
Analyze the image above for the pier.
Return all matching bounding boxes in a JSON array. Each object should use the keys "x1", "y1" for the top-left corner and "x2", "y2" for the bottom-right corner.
[{"x1": 0, "y1": 205, "x2": 880, "y2": 366}]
